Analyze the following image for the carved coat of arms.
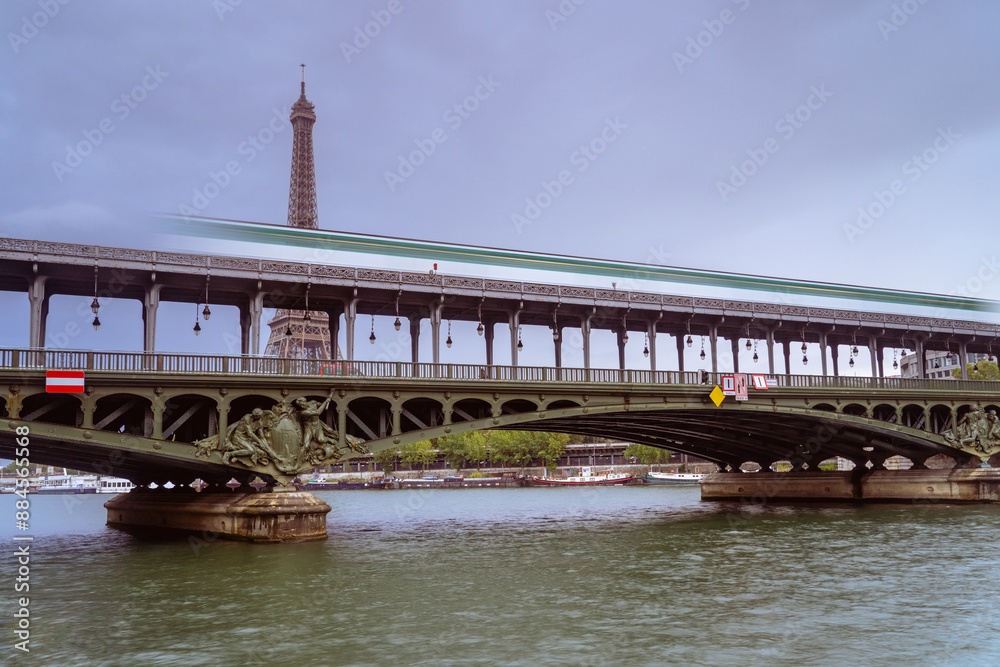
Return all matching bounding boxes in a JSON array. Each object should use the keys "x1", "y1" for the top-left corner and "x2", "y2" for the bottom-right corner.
[{"x1": 194, "y1": 395, "x2": 368, "y2": 474}]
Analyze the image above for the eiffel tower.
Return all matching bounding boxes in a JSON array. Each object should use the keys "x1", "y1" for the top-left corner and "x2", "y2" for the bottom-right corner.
[{"x1": 263, "y1": 66, "x2": 334, "y2": 359}]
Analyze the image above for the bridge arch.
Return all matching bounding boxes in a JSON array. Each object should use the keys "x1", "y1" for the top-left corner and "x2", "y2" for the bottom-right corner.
[
  {"x1": 544, "y1": 399, "x2": 581, "y2": 411},
  {"x1": 162, "y1": 393, "x2": 218, "y2": 443},
  {"x1": 401, "y1": 397, "x2": 444, "y2": 432},
  {"x1": 928, "y1": 404, "x2": 953, "y2": 434},
  {"x1": 872, "y1": 403, "x2": 898, "y2": 423},
  {"x1": 502, "y1": 398, "x2": 539, "y2": 415},
  {"x1": 158, "y1": 388, "x2": 220, "y2": 406},
  {"x1": 20, "y1": 392, "x2": 82, "y2": 427},
  {"x1": 842, "y1": 403, "x2": 868, "y2": 418},
  {"x1": 346, "y1": 396, "x2": 393, "y2": 441},
  {"x1": 450, "y1": 397, "x2": 492, "y2": 424},
  {"x1": 94, "y1": 393, "x2": 152, "y2": 436},
  {"x1": 901, "y1": 404, "x2": 926, "y2": 430}
]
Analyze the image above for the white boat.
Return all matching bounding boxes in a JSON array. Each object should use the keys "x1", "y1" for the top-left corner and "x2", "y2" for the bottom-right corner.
[
  {"x1": 34, "y1": 475, "x2": 99, "y2": 494},
  {"x1": 642, "y1": 471, "x2": 706, "y2": 485},
  {"x1": 533, "y1": 473, "x2": 634, "y2": 486},
  {"x1": 97, "y1": 478, "x2": 136, "y2": 494}
]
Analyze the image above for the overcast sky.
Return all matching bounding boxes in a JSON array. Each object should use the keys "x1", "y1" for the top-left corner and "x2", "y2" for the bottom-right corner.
[{"x1": 1, "y1": 1, "x2": 998, "y2": 369}]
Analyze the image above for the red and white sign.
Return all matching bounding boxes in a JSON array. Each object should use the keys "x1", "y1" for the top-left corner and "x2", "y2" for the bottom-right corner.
[
  {"x1": 721, "y1": 375, "x2": 735, "y2": 395},
  {"x1": 734, "y1": 373, "x2": 748, "y2": 401},
  {"x1": 752, "y1": 374, "x2": 769, "y2": 390},
  {"x1": 46, "y1": 370, "x2": 85, "y2": 393}
]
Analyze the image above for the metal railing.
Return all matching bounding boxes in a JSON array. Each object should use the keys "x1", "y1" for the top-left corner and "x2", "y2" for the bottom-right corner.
[{"x1": 0, "y1": 347, "x2": 996, "y2": 392}]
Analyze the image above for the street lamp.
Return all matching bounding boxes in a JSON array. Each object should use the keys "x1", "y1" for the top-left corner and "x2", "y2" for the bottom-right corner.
[{"x1": 202, "y1": 275, "x2": 211, "y2": 321}]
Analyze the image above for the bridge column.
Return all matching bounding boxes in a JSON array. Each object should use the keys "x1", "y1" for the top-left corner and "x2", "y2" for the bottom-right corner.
[
  {"x1": 708, "y1": 324, "x2": 719, "y2": 374},
  {"x1": 28, "y1": 274, "x2": 48, "y2": 348},
  {"x1": 730, "y1": 337, "x2": 739, "y2": 373},
  {"x1": 958, "y1": 341, "x2": 968, "y2": 379},
  {"x1": 238, "y1": 306, "x2": 251, "y2": 356},
  {"x1": 675, "y1": 333, "x2": 685, "y2": 373},
  {"x1": 869, "y1": 338, "x2": 880, "y2": 377},
  {"x1": 616, "y1": 328, "x2": 626, "y2": 370},
  {"x1": 509, "y1": 307, "x2": 522, "y2": 367},
  {"x1": 430, "y1": 299, "x2": 443, "y2": 368},
  {"x1": 344, "y1": 296, "x2": 358, "y2": 362},
  {"x1": 766, "y1": 326, "x2": 776, "y2": 375},
  {"x1": 408, "y1": 316, "x2": 420, "y2": 367},
  {"x1": 249, "y1": 291, "x2": 264, "y2": 356},
  {"x1": 81, "y1": 403, "x2": 95, "y2": 430},
  {"x1": 391, "y1": 405, "x2": 401, "y2": 436},
  {"x1": 142, "y1": 283, "x2": 161, "y2": 353},
  {"x1": 819, "y1": 331, "x2": 829, "y2": 377},
  {"x1": 484, "y1": 319, "x2": 495, "y2": 367},
  {"x1": 336, "y1": 403, "x2": 348, "y2": 453},
  {"x1": 554, "y1": 325, "x2": 563, "y2": 369},
  {"x1": 781, "y1": 340, "x2": 791, "y2": 375},
  {"x1": 646, "y1": 320, "x2": 658, "y2": 372},
  {"x1": 915, "y1": 337, "x2": 926, "y2": 378},
  {"x1": 217, "y1": 403, "x2": 229, "y2": 445},
  {"x1": 326, "y1": 309, "x2": 339, "y2": 360},
  {"x1": 581, "y1": 309, "x2": 594, "y2": 370},
  {"x1": 151, "y1": 404, "x2": 163, "y2": 439},
  {"x1": 830, "y1": 343, "x2": 839, "y2": 377}
]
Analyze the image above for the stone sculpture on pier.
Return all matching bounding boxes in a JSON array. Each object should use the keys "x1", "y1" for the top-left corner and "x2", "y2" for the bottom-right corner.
[{"x1": 194, "y1": 395, "x2": 367, "y2": 474}]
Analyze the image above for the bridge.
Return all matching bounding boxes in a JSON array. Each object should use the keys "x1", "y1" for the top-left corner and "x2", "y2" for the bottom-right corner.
[
  {"x1": 2, "y1": 347, "x2": 997, "y2": 484},
  {"x1": 2, "y1": 235, "x2": 999, "y2": 541}
]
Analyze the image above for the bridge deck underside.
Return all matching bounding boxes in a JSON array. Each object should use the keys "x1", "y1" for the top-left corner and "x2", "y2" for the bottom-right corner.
[
  {"x1": 0, "y1": 430, "x2": 273, "y2": 486},
  {"x1": 498, "y1": 410, "x2": 959, "y2": 469}
]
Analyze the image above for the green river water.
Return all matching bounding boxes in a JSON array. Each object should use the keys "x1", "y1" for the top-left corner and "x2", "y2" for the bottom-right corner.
[{"x1": 1, "y1": 486, "x2": 999, "y2": 666}]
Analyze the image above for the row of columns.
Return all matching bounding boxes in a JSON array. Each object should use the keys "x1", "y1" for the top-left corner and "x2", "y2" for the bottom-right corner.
[{"x1": 22, "y1": 277, "x2": 975, "y2": 380}]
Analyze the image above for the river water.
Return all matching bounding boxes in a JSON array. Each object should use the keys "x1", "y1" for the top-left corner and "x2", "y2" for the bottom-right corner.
[{"x1": 1, "y1": 487, "x2": 999, "y2": 666}]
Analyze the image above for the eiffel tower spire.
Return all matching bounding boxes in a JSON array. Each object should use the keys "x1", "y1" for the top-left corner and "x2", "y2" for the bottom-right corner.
[
  {"x1": 264, "y1": 67, "x2": 333, "y2": 359},
  {"x1": 287, "y1": 63, "x2": 318, "y2": 229}
]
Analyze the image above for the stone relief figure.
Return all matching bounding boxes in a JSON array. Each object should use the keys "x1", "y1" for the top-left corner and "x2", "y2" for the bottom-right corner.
[
  {"x1": 943, "y1": 403, "x2": 1000, "y2": 457},
  {"x1": 194, "y1": 396, "x2": 368, "y2": 473}
]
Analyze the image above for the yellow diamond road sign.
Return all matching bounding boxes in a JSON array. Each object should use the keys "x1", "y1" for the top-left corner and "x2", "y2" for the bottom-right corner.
[{"x1": 709, "y1": 386, "x2": 725, "y2": 406}]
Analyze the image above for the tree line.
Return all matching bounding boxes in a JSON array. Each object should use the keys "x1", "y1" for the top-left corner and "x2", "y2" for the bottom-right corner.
[
  {"x1": 372, "y1": 432, "x2": 675, "y2": 475},
  {"x1": 372, "y1": 431, "x2": 616, "y2": 474}
]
